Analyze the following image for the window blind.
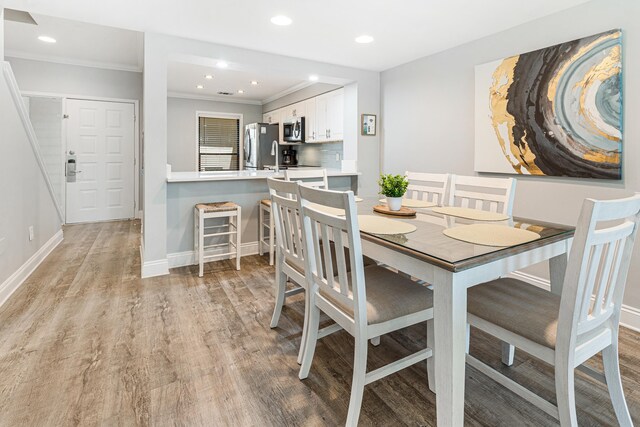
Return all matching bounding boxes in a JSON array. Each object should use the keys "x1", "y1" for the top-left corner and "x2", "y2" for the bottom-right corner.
[{"x1": 198, "y1": 116, "x2": 240, "y2": 171}]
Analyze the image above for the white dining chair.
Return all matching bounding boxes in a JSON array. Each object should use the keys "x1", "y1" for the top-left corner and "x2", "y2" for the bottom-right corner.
[
  {"x1": 448, "y1": 175, "x2": 516, "y2": 215},
  {"x1": 296, "y1": 185, "x2": 434, "y2": 426},
  {"x1": 405, "y1": 171, "x2": 450, "y2": 205},
  {"x1": 284, "y1": 168, "x2": 329, "y2": 189},
  {"x1": 267, "y1": 177, "x2": 373, "y2": 363},
  {"x1": 466, "y1": 194, "x2": 640, "y2": 426},
  {"x1": 259, "y1": 170, "x2": 328, "y2": 267}
]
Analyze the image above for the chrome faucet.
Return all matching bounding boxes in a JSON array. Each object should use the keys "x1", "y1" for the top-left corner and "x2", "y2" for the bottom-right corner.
[{"x1": 271, "y1": 139, "x2": 279, "y2": 172}]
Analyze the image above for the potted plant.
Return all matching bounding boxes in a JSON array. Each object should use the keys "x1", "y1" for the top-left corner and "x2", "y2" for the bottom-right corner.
[{"x1": 378, "y1": 174, "x2": 408, "y2": 211}]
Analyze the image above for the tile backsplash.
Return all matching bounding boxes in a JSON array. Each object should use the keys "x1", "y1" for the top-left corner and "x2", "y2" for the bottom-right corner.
[{"x1": 295, "y1": 142, "x2": 343, "y2": 169}]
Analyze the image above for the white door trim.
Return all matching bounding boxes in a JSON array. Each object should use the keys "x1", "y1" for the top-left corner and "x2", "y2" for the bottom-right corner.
[
  {"x1": 21, "y1": 91, "x2": 140, "y2": 222},
  {"x1": 195, "y1": 110, "x2": 244, "y2": 172}
]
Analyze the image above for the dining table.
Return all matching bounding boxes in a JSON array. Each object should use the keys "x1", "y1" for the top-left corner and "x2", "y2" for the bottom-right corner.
[{"x1": 355, "y1": 197, "x2": 575, "y2": 426}]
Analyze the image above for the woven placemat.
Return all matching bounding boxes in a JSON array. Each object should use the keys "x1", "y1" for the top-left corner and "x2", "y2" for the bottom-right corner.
[
  {"x1": 443, "y1": 224, "x2": 540, "y2": 247},
  {"x1": 358, "y1": 215, "x2": 417, "y2": 235},
  {"x1": 378, "y1": 198, "x2": 436, "y2": 208},
  {"x1": 432, "y1": 206, "x2": 509, "y2": 221}
]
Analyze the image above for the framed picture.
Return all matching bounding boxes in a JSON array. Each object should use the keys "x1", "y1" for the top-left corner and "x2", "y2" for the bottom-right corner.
[
  {"x1": 361, "y1": 114, "x2": 377, "y2": 136},
  {"x1": 474, "y1": 29, "x2": 622, "y2": 179}
]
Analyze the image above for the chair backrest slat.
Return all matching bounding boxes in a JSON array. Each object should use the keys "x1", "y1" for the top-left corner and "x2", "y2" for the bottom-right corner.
[
  {"x1": 450, "y1": 175, "x2": 516, "y2": 215},
  {"x1": 405, "y1": 172, "x2": 450, "y2": 205},
  {"x1": 297, "y1": 185, "x2": 367, "y2": 323},
  {"x1": 284, "y1": 169, "x2": 329, "y2": 189},
  {"x1": 558, "y1": 194, "x2": 640, "y2": 342}
]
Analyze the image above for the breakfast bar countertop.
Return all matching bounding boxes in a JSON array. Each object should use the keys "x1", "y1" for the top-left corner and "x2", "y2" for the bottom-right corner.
[{"x1": 166, "y1": 168, "x2": 360, "y2": 183}]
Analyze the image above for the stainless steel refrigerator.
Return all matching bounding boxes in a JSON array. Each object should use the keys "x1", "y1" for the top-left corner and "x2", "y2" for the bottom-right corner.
[{"x1": 244, "y1": 123, "x2": 279, "y2": 170}]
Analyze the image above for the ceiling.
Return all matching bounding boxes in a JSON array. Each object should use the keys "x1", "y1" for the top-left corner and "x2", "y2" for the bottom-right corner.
[
  {"x1": 4, "y1": 0, "x2": 592, "y2": 71},
  {"x1": 3, "y1": 13, "x2": 143, "y2": 71},
  {"x1": 167, "y1": 61, "x2": 307, "y2": 104}
]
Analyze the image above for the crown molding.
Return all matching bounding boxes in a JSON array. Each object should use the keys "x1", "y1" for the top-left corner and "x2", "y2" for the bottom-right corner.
[
  {"x1": 5, "y1": 50, "x2": 142, "y2": 73},
  {"x1": 167, "y1": 91, "x2": 263, "y2": 105},
  {"x1": 261, "y1": 81, "x2": 314, "y2": 105}
]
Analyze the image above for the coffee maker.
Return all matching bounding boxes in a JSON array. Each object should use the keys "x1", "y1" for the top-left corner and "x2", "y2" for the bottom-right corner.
[{"x1": 281, "y1": 148, "x2": 298, "y2": 166}]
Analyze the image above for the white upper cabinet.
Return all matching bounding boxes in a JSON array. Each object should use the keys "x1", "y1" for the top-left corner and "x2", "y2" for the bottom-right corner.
[
  {"x1": 263, "y1": 88, "x2": 344, "y2": 144},
  {"x1": 314, "y1": 88, "x2": 344, "y2": 142},
  {"x1": 303, "y1": 98, "x2": 317, "y2": 142}
]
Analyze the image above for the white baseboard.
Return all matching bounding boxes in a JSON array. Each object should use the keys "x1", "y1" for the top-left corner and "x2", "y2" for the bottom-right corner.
[
  {"x1": 135, "y1": 210, "x2": 143, "y2": 219},
  {"x1": 141, "y1": 258, "x2": 169, "y2": 278},
  {"x1": 168, "y1": 241, "x2": 260, "y2": 269},
  {"x1": 509, "y1": 271, "x2": 640, "y2": 333},
  {"x1": 0, "y1": 229, "x2": 64, "y2": 308}
]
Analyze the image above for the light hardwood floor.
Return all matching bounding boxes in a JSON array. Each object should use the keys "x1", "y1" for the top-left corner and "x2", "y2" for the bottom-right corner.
[{"x1": 0, "y1": 220, "x2": 638, "y2": 426}]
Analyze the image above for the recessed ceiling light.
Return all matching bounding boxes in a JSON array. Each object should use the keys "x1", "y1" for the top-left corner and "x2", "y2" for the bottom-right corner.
[
  {"x1": 38, "y1": 35, "x2": 56, "y2": 43},
  {"x1": 309, "y1": 75, "x2": 319, "y2": 82},
  {"x1": 270, "y1": 15, "x2": 292, "y2": 26},
  {"x1": 355, "y1": 35, "x2": 374, "y2": 44},
  {"x1": 251, "y1": 81, "x2": 258, "y2": 85},
  {"x1": 205, "y1": 74, "x2": 213, "y2": 79},
  {"x1": 217, "y1": 61, "x2": 228, "y2": 69},
  {"x1": 237, "y1": 89, "x2": 244, "y2": 94},
  {"x1": 196, "y1": 85, "x2": 204, "y2": 89}
]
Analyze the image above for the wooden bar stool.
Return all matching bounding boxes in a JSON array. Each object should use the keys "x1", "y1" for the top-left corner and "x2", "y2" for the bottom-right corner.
[
  {"x1": 194, "y1": 201, "x2": 241, "y2": 276},
  {"x1": 258, "y1": 198, "x2": 275, "y2": 265}
]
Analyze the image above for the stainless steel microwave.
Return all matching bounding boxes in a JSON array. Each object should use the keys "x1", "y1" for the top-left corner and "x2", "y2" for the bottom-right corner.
[{"x1": 282, "y1": 117, "x2": 305, "y2": 143}]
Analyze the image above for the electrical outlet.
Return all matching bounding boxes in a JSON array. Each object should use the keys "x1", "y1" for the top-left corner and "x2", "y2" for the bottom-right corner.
[
  {"x1": 335, "y1": 152, "x2": 340, "y2": 162},
  {"x1": 28, "y1": 226, "x2": 34, "y2": 241}
]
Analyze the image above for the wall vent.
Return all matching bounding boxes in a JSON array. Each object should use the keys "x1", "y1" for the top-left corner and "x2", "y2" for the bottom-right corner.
[{"x1": 217, "y1": 91, "x2": 234, "y2": 96}]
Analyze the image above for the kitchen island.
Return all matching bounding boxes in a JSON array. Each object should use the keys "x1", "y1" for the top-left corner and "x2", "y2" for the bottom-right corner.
[{"x1": 166, "y1": 168, "x2": 359, "y2": 268}]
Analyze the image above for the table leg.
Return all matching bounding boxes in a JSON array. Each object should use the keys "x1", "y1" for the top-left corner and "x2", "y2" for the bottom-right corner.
[
  {"x1": 434, "y1": 270, "x2": 467, "y2": 427},
  {"x1": 550, "y1": 252, "x2": 568, "y2": 296}
]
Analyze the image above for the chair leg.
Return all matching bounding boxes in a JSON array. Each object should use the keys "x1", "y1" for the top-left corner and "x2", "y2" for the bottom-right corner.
[
  {"x1": 501, "y1": 342, "x2": 515, "y2": 366},
  {"x1": 259, "y1": 205, "x2": 264, "y2": 256},
  {"x1": 346, "y1": 334, "x2": 368, "y2": 427},
  {"x1": 555, "y1": 356, "x2": 578, "y2": 427},
  {"x1": 370, "y1": 336, "x2": 380, "y2": 346},
  {"x1": 198, "y1": 211, "x2": 204, "y2": 277},
  {"x1": 268, "y1": 211, "x2": 275, "y2": 266},
  {"x1": 427, "y1": 319, "x2": 436, "y2": 392},
  {"x1": 299, "y1": 305, "x2": 320, "y2": 380},
  {"x1": 602, "y1": 341, "x2": 633, "y2": 427},
  {"x1": 270, "y1": 260, "x2": 287, "y2": 329},
  {"x1": 297, "y1": 274, "x2": 309, "y2": 365},
  {"x1": 193, "y1": 209, "x2": 198, "y2": 265},
  {"x1": 235, "y1": 208, "x2": 241, "y2": 270}
]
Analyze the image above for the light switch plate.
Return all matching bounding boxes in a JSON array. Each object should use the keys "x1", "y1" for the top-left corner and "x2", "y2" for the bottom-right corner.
[{"x1": 29, "y1": 226, "x2": 34, "y2": 241}]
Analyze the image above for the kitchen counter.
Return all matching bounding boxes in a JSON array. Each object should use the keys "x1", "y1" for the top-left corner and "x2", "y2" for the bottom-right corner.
[
  {"x1": 166, "y1": 168, "x2": 359, "y2": 267},
  {"x1": 166, "y1": 168, "x2": 359, "y2": 183}
]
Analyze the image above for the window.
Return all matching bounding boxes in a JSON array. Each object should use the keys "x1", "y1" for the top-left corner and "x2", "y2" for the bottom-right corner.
[{"x1": 197, "y1": 112, "x2": 242, "y2": 171}]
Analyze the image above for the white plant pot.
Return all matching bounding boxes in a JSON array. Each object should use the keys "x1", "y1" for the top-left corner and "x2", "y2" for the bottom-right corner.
[{"x1": 387, "y1": 196, "x2": 403, "y2": 211}]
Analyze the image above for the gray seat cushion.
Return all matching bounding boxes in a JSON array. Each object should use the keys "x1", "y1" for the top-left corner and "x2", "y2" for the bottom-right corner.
[
  {"x1": 467, "y1": 278, "x2": 560, "y2": 348},
  {"x1": 321, "y1": 265, "x2": 433, "y2": 325}
]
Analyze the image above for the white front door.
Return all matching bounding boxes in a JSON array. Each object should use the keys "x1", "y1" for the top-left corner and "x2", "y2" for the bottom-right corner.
[{"x1": 65, "y1": 99, "x2": 135, "y2": 224}]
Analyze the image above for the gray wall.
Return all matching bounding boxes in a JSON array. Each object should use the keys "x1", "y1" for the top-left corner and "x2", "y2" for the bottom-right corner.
[
  {"x1": 167, "y1": 97, "x2": 263, "y2": 172},
  {"x1": 380, "y1": 0, "x2": 640, "y2": 308},
  {"x1": 262, "y1": 83, "x2": 340, "y2": 113},
  {"x1": 7, "y1": 57, "x2": 143, "y2": 100},
  {"x1": 0, "y1": 66, "x2": 62, "y2": 289}
]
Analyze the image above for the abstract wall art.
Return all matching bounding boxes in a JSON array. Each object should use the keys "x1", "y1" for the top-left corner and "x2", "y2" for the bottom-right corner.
[{"x1": 474, "y1": 29, "x2": 622, "y2": 179}]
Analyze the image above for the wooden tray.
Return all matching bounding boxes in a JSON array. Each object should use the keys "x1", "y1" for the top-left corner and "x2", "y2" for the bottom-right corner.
[{"x1": 373, "y1": 205, "x2": 416, "y2": 217}]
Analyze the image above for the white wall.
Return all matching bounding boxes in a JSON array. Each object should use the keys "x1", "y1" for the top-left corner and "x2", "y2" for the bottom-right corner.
[
  {"x1": 167, "y1": 97, "x2": 262, "y2": 172},
  {"x1": 0, "y1": 63, "x2": 62, "y2": 296},
  {"x1": 25, "y1": 96, "x2": 64, "y2": 213},
  {"x1": 380, "y1": 0, "x2": 640, "y2": 308}
]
